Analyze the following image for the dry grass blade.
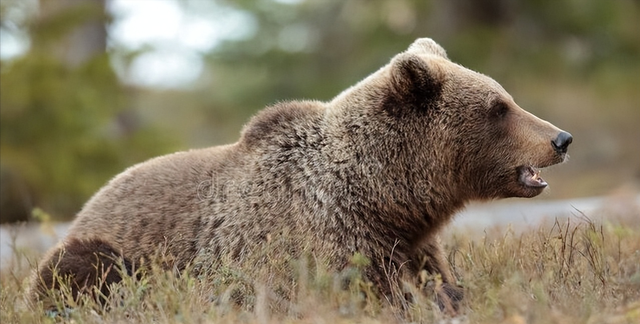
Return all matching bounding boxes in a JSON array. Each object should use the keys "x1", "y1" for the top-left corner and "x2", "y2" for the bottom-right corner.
[{"x1": 2, "y1": 209, "x2": 639, "y2": 323}]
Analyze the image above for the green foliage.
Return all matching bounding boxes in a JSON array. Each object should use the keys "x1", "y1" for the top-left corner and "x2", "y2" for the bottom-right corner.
[{"x1": 0, "y1": 1, "x2": 177, "y2": 222}]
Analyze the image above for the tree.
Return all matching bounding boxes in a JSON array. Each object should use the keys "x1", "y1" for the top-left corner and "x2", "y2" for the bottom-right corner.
[{"x1": 0, "y1": 0, "x2": 175, "y2": 223}]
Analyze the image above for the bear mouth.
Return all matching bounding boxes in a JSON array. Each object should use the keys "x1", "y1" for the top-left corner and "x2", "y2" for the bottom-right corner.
[{"x1": 517, "y1": 166, "x2": 548, "y2": 188}]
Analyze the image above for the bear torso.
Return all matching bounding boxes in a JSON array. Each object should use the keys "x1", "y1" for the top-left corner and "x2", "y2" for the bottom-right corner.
[{"x1": 68, "y1": 97, "x2": 451, "y2": 272}]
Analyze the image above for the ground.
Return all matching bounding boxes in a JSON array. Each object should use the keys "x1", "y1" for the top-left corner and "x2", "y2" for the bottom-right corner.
[{"x1": 1, "y1": 193, "x2": 639, "y2": 324}]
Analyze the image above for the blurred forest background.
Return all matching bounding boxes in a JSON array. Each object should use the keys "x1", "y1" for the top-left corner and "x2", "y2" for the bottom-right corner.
[{"x1": 1, "y1": 0, "x2": 639, "y2": 223}]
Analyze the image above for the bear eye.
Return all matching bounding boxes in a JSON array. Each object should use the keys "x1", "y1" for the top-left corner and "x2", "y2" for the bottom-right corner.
[{"x1": 491, "y1": 102, "x2": 509, "y2": 119}]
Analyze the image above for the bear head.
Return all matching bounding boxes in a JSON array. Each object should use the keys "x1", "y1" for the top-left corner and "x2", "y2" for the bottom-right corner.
[{"x1": 379, "y1": 38, "x2": 572, "y2": 201}]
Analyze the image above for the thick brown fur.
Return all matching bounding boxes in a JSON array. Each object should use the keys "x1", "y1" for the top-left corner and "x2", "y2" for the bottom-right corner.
[
  {"x1": 30, "y1": 238, "x2": 134, "y2": 309},
  {"x1": 28, "y1": 38, "x2": 571, "y2": 314}
]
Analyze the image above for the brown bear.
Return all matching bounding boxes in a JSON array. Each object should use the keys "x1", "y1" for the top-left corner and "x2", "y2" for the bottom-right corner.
[{"x1": 27, "y1": 38, "x2": 572, "y2": 314}]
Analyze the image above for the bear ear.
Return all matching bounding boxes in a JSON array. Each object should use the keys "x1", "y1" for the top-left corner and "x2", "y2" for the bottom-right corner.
[
  {"x1": 390, "y1": 53, "x2": 445, "y2": 106},
  {"x1": 406, "y1": 38, "x2": 448, "y2": 60}
]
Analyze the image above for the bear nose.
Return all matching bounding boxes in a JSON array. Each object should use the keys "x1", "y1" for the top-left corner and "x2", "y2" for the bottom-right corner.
[{"x1": 552, "y1": 131, "x2": 573, "y2": 154}]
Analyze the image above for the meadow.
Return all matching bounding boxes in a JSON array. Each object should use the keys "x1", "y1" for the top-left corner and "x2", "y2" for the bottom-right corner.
[{"x1": 1, "y1": 206, "x2": 639, "y2": 324}]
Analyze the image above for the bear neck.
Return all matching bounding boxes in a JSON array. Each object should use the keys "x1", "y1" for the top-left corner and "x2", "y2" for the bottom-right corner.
[{"x1": 322, "y1": 81, "x2": 467, "y2": 252}]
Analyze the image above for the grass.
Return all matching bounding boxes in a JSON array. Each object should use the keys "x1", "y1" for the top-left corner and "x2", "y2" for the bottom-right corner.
[{"x1": 1, "y1": 209, "x2": 639, "y2": 324}]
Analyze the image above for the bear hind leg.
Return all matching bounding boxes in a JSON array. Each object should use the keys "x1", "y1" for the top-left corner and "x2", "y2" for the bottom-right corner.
[{"x1": 29, "y1": 237, "x2": 135, "y2": 310}]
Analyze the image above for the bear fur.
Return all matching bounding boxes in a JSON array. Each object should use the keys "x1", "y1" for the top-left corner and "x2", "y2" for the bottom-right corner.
[{"x1": 28, "y1": 38, "x2": 571, "y2": 314}]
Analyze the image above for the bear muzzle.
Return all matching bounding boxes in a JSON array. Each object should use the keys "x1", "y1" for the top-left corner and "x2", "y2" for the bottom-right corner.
[
  {"x1": 517, "y1": 130, "x2": 572, "y2": 192},
  {"x1": 518, "y1": 166, "x2": 548, "y2": 189}
]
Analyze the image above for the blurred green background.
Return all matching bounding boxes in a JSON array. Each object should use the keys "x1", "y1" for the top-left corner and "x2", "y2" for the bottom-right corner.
[{"x1": 1, "y1": 0, "x2": 639, "y2": 223}]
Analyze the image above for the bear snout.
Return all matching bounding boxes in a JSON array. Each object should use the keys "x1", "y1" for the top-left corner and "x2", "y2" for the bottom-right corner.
[{"x1": 552, "y1": 131, "x2": 573, "y2": 155}]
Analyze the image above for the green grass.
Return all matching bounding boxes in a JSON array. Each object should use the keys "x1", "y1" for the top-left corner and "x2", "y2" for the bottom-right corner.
[{"x1": 2, "y1": 211, "x2": 639, "y2": 324}]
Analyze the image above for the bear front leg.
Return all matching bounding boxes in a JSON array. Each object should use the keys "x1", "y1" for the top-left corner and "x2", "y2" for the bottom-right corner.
[{"x1": 412, "y1": 236, "x2": 463, "y2": 315}]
